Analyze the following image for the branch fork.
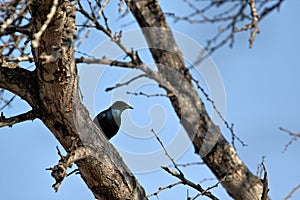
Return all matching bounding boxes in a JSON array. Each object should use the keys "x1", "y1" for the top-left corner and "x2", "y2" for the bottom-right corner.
[{"x1": 46, "y1": 140, "x2": 92, "y2": 192}]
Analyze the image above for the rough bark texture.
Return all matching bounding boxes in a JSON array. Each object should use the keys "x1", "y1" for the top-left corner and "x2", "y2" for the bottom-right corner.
[
  {"x1": 0, "y1": 0, "x2": 270, "y2": 199},
  {"x1": 1, "y1": 1, "x2": 146, "y2": 199},
  {"x1": 0, "y1": 63, "x2": 39, "y2": 107},
  {"x1": 126, "y1": 0, "x2": 265, "y2": 199}
]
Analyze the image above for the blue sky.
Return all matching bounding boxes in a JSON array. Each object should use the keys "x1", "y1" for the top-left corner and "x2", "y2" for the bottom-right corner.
[{"x1": 1, "y1": 0, "x2": 300, "y2": 199}]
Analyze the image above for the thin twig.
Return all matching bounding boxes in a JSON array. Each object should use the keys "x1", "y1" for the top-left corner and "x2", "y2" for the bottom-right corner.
[
  {"x1": 168, "y1": 0, "x2": 284, "y2": 54},
  {"x1": 199, "y1": 178, "x2": 216, "y2": 184},
  {"x1": 151, "y1": 129, "x2": 184, "y2": 177},
  {"x1": 147, "y1": 181, "x2": 183, "y2": 197},
  {"x1": 67, "y1": 169, "x2": 80, "y2": 177},
  {"x1": 105, "y1": 74, "x2": 147, "y2": 92},
  {"x1": 1, "y1": 1, "x2": 30, "y2": 32},
  {"x1": 256, "y1": 156, "x2": 266, "y2": 177},
  {"x1": 76, "y1": 57, "x2": 136, "y2": 68},
  {"x1": 284, "y1": 183, "x2": 300, "y2": 200},
  {"x1": 2, "y1": 56, "x2": 34, "y2": 63},
  {"x1": 77, "y1": 57, "x2": 178, "y2": 101},
  {"x1": 191, "y1": 77, "x2": 247, "y2": 148},
  {"x1": 77, "y1": 1, "x2": 132, "y2": 57},
  {"x1": 127, "y1": 91, "x2": 172, "y2": 98},
  {"x1": 175, "y1": 162, "x2": 204, "y2": 168},
  {"x1": 279, "y1": 127, "x2": 300, "y2": 152},
  {"x1": 76, "y1": 0, "x2": 109, "y2": 49},
  {"x1": 0, "y1": 95, "x2": 16, "y2": 111},
  {"x1": 191, "y1": 177, "x2": 225, "y2": 200},
  {"x1": 151, "y1": 129, "x2": 219, "y2": 200},
  {"x1": 56, "y1": 146, "x2": 64, "y2": 160},
  {"x1": 162, "y1": 166, "x2": 219, "y2": 200}
]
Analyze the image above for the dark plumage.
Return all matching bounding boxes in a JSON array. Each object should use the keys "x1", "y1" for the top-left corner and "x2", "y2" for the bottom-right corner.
[{"x1": 93, "y1": 101, "x2": 133, "y2": 139}]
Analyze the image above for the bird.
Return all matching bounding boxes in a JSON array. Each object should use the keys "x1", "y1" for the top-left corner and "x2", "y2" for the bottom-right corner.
[{"x1": 93, "y1": 101, "x2": 133, "y2": 139}]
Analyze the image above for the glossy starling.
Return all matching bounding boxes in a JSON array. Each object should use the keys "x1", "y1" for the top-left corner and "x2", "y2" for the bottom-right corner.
[{"x1": 93, "y1": 101, "x2": 133, "y2": 139}]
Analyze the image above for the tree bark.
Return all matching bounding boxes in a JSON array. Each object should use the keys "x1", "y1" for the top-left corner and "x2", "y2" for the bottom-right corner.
[
  {"x1": 0, "y1": 1, "x2": 147, "y2": 199},
  {"x1": 0, "y1": 0, "x2": 270, "y2": 199},
  {"x1": 0, "y1": 63, "x2": 39, "y2": 107},
  {"x1": 126, "y1": 0, "x2": 265, "y2": 199}
]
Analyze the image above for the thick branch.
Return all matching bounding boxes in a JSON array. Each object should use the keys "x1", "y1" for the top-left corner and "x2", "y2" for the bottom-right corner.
[
  {"x1": 126, "y1": 0, "x2": 265, "y2": 199},
  {"x1": 27, "y1": 1, "x2": 147, "y2": 199},
  {"x1": 0, "y1": 63, "x2": 39, "y2": 107}
]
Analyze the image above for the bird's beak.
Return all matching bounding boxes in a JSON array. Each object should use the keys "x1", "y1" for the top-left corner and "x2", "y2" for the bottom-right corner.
[{"x1": 128, "y1": 105, "x2": 134, "y2": 109}]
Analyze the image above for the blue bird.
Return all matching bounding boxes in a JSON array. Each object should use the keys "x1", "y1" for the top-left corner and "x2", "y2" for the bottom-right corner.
[{"x1": 93, "y1": 101, "x2": 133, "y2": 139}]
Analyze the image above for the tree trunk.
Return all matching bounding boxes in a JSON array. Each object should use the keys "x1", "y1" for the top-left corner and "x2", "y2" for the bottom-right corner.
[
  {"x1": 0, "y1": 0, "x2": 269, "y2": 199},
  {"x1": 1, "y1": 1, "x2": 147, "y2": 199},
  {"x1": 126, "y1": 0, "x2": 265, "y2": 199}
]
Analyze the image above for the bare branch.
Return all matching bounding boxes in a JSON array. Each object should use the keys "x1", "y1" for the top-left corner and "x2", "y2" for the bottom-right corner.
[
  {"x1": 191, "y1": 178, "x2": 224, "y2": 200},
  {"x1": 260, "y1": 162, "x2": 269, "y2": 200},
  {"x1": 105, "y1": 74, "x2": 147, "y2": 92},
  {"x1": 199, "y1": 178, "x2": 217, "y2": 184},
  {"x1": 77, "y1": 1, "x2": 132, "y2": 57},
  {"x1": 162, "y1": 166, "x2": 219, "y2": 200},
  {"x1": 234, "y1": 0, "x2": 259, "y2": 48},
  {"x1": 152, "y1": 129, "x2": 219, "y2": 200},
  {"x1": 127, "y1": 91, "x2": 172, "y2": 98},
  {"x1": 1, "y1": 56, "x2": 34, "y2": 63},
  {"x1": 256, "y1": 156, "x2": 266, "y2": 177},
  {"x1": 151, "y1": 129, "x2": 184, "y2": 176},
  {"x1": 0, "y1": 1, "x2": 31, "y2": 57},
  {"x1": 46, "y1": 144, "x2": 93, "y2": 192},
  {"x1": 76, "y1": 57, "x2": 136, "y2": 68},
  {"x1": 0, "y1": 1, "x2": 30, "y2": 32},
  {"x1": 0, "y1": 109, "x2": 38, "y2": 128},
  {"x1": 167, "y1": 0, "x2": 285, "y2": 53},
  {"x1": 279, "y1": 127, "x2": 300, "y2": 152},
  {"x1": 260, "y1": 0, "x2": 285, "y2": 20},
  {"x1": 75, "y1": 0, "x2": 109, "y2": 49},
  {"x1": 0, "y1": 25, "x2": 32, "y2": 37},
  {"x1": 191, "y1": 77, "x2": 247, "y2": 148},
  {"x1": 77, "y1": 57, "x2": 178, "y2": 101},
  {"x1": 284, "y1": 183, "x2": 300, "y2": 200},
  {"x1": 1, "y1": 1, "x2": 148, "y2": 199},
  {"x1": 96, "y1": 0, "x2": 109, "y2": 18},
  {"x1": 174, "y1": 162, "x2": 204, "y2": 168},
  {"x1": 0, "y1": 62, "x2": 39, "y2": 106},
  {"x1": 67, "y1": 169, "x2": 80, "y2": 177},
  {"x1": 147, "y1": 181, "x2": 183, "y2": 198},
  {"x1": 127, "y1": 1, "x2": 265, "y2": 199},
  {"x1": 0, "y1": 95, "x2": 16, "y2": 111}
]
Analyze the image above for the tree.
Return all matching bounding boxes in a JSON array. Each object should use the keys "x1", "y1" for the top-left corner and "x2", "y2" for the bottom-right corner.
[{"x1": 0, "y1": 0, "x2": 288, "y2": 199}]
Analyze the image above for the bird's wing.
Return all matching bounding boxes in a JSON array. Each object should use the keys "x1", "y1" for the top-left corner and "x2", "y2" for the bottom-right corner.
[
  {"x1": 98, "y1": 112, "x2": 107, "y2": 119},
  {"x1": 93, "y1": 111, "x2": 107, "y2": 127}
]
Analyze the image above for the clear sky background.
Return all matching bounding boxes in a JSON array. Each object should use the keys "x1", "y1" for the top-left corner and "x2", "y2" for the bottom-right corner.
[{"x1": 0, "y1": 0, "x2": 300, "y2": 199}]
